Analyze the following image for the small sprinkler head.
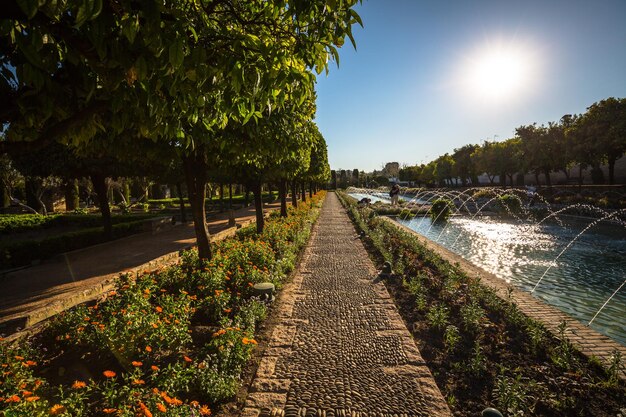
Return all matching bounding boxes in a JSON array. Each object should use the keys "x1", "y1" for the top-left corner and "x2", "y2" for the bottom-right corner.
[{"x1": 481, "y1": 408, "x2": 503, "y2": 417}]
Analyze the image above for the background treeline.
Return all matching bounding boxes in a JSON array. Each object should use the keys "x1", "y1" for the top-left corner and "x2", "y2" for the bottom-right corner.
[
  {"x1": 0, "y1": 0, "x2": 363, "y2": 261},
  {"x1": 398, "y1": 97, "x2": 625, "y2": 187}
]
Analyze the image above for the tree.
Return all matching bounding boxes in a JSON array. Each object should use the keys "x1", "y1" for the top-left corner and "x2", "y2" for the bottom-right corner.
[
  {"x1": 451, "y1": 144, "x2": 479, "y2": 186},
  {"x1": 1, "y1": 0, "x2": 364, "y2": 261},
  {"x1": 574, "y1": 98, "x2": 626, "y2": 184},
  {"x1": 516, "y1": 124, "x2": 555, "y2": 186}
]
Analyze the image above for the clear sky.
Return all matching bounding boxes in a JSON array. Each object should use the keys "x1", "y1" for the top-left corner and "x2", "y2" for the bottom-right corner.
[{"x1": 314, "y1": 0, "x2": 626, "y2": 173}]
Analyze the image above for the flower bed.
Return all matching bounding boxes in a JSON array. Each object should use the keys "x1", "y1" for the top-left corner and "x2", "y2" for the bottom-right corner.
[
  {"x1": 337, "y1": 191, "x2": 625, "y2": 417},
  {"x1": 0, "y1": 192, "x2": 325, "y2": 416}
]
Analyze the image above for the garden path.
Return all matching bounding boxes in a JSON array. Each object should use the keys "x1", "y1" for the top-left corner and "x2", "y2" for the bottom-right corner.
[
  {"x1": 244, "y1": 193, "x2": 451, "y2": 417},
  {"x1": 0, "y1": 202, "x2": 280, "y2": 336}
]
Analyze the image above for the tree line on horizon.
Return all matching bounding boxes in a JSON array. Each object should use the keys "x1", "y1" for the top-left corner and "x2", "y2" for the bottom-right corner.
[
  {"x1": 396, "y1": 97, "x2": 625, "y2": 188},
  {"x1": 0, "y1": 0, "x2": 364, "y2": 261}
]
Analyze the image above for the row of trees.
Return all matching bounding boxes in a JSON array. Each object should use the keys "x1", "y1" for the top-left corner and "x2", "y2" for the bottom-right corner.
[
  {"x1": 399, "y1": 97, "x2": 626, "y2": 187},
  {"x1": 1, "y1": 0, "x2": 361, "y2": 260}
]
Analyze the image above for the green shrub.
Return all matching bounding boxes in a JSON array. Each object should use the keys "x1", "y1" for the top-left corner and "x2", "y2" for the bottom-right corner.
[
  {"x1": 498, "y1": 194, "x2": 523, "y2": 214},
  {"x1": 429, "y1": 199, "x2": 454, "y2": 222}
]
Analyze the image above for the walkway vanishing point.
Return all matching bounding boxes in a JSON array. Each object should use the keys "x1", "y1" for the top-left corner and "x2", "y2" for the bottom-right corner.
[{"x1": 243, "y1": 193, "x2": 451, "y2": 417}]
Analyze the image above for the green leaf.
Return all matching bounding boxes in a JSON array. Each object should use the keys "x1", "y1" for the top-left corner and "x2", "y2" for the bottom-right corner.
[
  {"x1": 135, "y1": 56, "x2": 148, "y2": 80},
  {"x1": 17, "y1": 0, "x2": 39, "y2": 19},
  {"x1": 169, "y1": 39, "x2": 184, "y2": 69}
]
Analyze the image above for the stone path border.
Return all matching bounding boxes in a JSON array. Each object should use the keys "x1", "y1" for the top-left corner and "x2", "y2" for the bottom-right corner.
[
  {"x1": 243, "y1": 193, "x2": 451, "y2": 417},
  {"x1": 385, "y1": 217, "x2": 626, "y2": 378},
  {"x1": 1, "y1": 203, "x2": 280, "y2": 340}
]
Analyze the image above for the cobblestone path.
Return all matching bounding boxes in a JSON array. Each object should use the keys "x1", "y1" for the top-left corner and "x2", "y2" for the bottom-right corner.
[{"x1": 244, "y1": 193, "x2": 450, "y2": 417}]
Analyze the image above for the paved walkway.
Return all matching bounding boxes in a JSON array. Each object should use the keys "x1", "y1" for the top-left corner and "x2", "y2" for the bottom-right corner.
[
  {"x1": 244, "y1": 193, "x2": 450, "y2": 417},
  {"x1": 0, "y1": 202, "x2": 280, "y2": 335}
]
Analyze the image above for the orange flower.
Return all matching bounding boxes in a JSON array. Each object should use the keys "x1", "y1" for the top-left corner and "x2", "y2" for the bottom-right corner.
[
  {"x1": 151, "y1": 365, "x2": 159, "y2": 371},
  {"x1": 103, "y1": 408, "x2": 118, "y2": 414},
  {"x1": 23, "y1": 360, "x2": 37, "y2": 367},
  {"x1": 72, "y1": 380, "x2": 87, "y2": 389},
  {"x1": 223, "y1": 308, "x2": 232, "y2": 313},
  {"x1": 155, "y1": 306, "x2": 163, "y2": 313},
  {"x1": 14, "y1": 355, "x2": 24, "y2": 360},
  {"x1": 156, "y1": 403, "x2": 167, "y2": 412},
  {"x1": 242, "y1": 337, "x2": 257, "y2": 345},
  {"x1": 132, "y1": 361, "x2": 143, "y2": 367},
  {"x1": 190, "y1": 401, "x2": 200, "y2": 407},
  {"x1": 50, "y1": 404, "x2": 67, "y2": 415},
  {"x1": 103, "y1": 370, "x2": 116, "y2": 378},
  {"x1": 25, "y1": 396, "x2": 40, "y2": 402},
  {"x1": 200, "y1": 405, "x2": 212, "y2": 415},
  {"x1": 5, "y1": 395, "x2": 20, "y2": 403},
  {"x1": 132, "y1": 379, "x2": 145, "y2": 385},
  {"x1": 183, "y1": 356, "x2": 192, "y2": 363},
  {"x1": 151, "y1": 323, "x2": 158, "y2": 329},
  {"x1": 21, "y1": 390, "x2": 33, "y2": 397},
  {"x1": 145, "y1": 346, "x2": 152, "y2": 352}
]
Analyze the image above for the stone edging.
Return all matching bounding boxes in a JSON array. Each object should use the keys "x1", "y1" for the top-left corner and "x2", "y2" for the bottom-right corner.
[{"x1": 382, "y1": 216, "x2": 626, "y2": 379}]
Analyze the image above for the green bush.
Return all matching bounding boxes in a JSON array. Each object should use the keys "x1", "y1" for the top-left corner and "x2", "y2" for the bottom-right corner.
[
  {"x1": 429, "y1": 199, "x2": 454, "y2": 222},
  {"x1": 0, "y1": 220, "x2": 148, "y2": 269},
  {"x1": 498, "y1": 194, "x2": 523, "y2": 214}
]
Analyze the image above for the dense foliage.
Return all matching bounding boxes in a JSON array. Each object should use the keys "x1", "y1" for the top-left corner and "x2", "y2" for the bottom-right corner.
[
  {"x1": 1, "y1": 0, "x2": 347, "y2": 259},
  {"x1": 337, "y1": 192, "x2": 625, "y2": 417},
  {"x1": 398, "y1": 97, "x2": 626, "y2": 187},
  {"x1": 0, "y1": 192, "x2": 325, "y2": 416}
]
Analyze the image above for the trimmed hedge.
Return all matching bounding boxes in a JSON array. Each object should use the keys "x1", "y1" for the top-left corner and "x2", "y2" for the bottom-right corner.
[
  {"x1": 1, "y1": 220, "x2": 148, "y2": 269},
  {"x1": 0, "y1": 213, "x2": 157, "y2": 234}
]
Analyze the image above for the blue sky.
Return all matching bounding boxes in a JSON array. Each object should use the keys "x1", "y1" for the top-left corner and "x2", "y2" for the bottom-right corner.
[{"x1": 315, "y1": 0, "x2": 626, "y2": 172}]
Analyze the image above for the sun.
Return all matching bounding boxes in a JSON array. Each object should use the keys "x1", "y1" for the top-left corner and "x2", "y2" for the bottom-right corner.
[{"x1": 463, "y1": 41, "x2": 536, "y2": 102}]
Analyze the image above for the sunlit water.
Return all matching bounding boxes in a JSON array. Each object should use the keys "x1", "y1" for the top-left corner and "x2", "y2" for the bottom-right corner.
[{"x1": 392, "y1": 214, "x2": 626, "y2": 346}]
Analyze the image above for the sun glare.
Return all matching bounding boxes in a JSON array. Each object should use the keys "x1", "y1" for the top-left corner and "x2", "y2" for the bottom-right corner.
[{"x1": 462, "y1": 40, "x2": 537, "y2": 103}]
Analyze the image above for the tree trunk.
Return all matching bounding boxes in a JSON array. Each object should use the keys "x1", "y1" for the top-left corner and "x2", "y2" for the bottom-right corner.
[
  {"x1": 309, "y1": 182, "x2": 313, "y2": 198},
  {"x1": 608, "y1": 156, "x2": 616, "y2": 185},
  {"x1": 534, "y1": 172, "x2": 540, "y2": 185},
  {"x1": 500, "y1": 172, "x2": 506, "y2": 187},
  {"x1": 578, "y1": 164, "x2": 584, "y2": 191},
  {"x1": 219, "y1": 183, "x2": 225, "y2": 212},
  {"x1": 507, "y1": 174, "x2": 513, "y2": 186},
  {"x1": 279, "y1": 178, "x2": 288, "y2": 217},
  {"x1": 123, "y1": 181, "x2": 131, "y2": 205},
  {"x1": 25, "y1": 177, "x2": 43, "y2": 213},
  {"x1": 291, "y1": 181, "x2": 298, "y2": 208},
  {"x1": 1, "y1": 184, "x2": 9, "y2": 210},
  {"x1": 176, "y1": 182, "x2": 187, "y2": 223},
  {"x1": 229, "y1": 183, "x2": 233, "y2": 209},
  {"x1": 544, "y1": 169, "x2": 552, "y2": 187},
  {"x1": 301, "y1": 182, "x2": 306, "y2": 203},
  {"x1": 91, "y1": 173, "x2": 112, "y2": 238},
  {"x1": 244, "y1": 187, "x2": 250, "y2": 207},
  {"x1": 182, "y1": 150, "x2": 212, "y2": 261},
  {"x1": 252, "y1": 182, "x2": 265, "y2": 234},
  {"x1": 64, "y1": 178, "x2": 79, "y2": 211}
]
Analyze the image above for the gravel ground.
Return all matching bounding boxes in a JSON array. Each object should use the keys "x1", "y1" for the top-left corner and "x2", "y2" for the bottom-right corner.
[{"x1": 243, "y1": 193, "x2": 451, "y2": 417}]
